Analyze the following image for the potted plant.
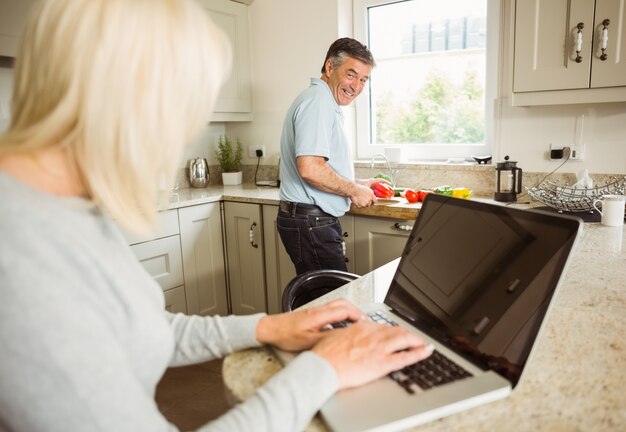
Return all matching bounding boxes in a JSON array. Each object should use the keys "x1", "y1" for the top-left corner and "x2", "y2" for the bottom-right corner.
[{"x1": 215, "y1": 135, "x2": 243, "y2": 185}]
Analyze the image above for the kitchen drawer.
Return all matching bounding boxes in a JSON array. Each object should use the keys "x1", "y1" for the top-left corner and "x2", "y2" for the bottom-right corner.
[
  {"x1": 163, "y1": 285, "x2": 187, "y2": 314},
  {"x1": 124, "y1": 209, "x2": 180, "y2": 245},
  {"x1": 130, "y1": 235, "x2": 184, "y2": 291}
]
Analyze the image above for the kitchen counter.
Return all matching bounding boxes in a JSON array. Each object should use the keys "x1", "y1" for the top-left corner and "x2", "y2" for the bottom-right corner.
[
  {"x1": 222, "y1": 222, "x2": 626, "y2": 431},
  {"x1": 162, "y1": 184, "x2": 423, "y2": 220}
]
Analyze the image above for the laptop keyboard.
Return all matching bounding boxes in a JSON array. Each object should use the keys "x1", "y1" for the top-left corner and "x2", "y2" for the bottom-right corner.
[{"x1": 331, "y1": 312, "x2": 473, "y2": 394}]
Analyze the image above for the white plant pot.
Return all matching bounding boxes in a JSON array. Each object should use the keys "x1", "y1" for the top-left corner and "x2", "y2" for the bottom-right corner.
[{"x1": 222, "y1": 171, "x2": 242, "y2": 186}]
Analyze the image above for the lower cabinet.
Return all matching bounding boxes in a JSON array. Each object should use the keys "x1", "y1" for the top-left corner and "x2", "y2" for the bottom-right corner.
[
  {"x1": 354, "y1": 216, "x2": 413, "y2": 275},
  {"x1": 128, "y1": 210, "x2": 187, "y2": 314},
  {"x1": 223, "y1": 202, "x2": 267, "y2": 315},
  {"x1": 179, "y1": 203, "x2": 229, "y2": 316},
  {"x1": 127, "y1": 203, "x2": 228, "y2": 316}
]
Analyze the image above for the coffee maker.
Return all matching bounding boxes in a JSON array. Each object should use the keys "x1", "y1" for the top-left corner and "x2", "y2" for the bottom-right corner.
[{"x1": 494, "y1": 156, "x2": 523, "y2": 202}]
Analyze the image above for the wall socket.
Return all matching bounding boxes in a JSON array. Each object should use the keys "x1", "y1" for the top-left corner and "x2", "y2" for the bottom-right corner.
[
  {"x1": 248, "y1": 145, "x2": 266, "y2": 158},
  {"x1": 549, "y1": 144, "x2": 584, "y2": 161}
]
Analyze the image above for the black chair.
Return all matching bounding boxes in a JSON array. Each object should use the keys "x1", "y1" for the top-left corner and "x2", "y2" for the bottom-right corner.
[{"x1": 281, "y1": 269, "x2": 359, "y2": 312}]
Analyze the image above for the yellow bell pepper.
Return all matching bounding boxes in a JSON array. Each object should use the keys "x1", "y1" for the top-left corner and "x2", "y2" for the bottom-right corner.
[{"x1": 452, "y1": 187, "x2": 472, "y2": 199}]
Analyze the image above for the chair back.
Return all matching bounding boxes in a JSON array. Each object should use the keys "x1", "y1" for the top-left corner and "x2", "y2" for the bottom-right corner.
[{"x1": 281, "y1": 269, "x2": 359, "y2": 312}]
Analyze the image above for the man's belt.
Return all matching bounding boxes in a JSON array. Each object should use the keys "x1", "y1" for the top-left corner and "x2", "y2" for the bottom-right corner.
[{"x1": 279, "y1": 201, "x2": 331, "y2": 217}]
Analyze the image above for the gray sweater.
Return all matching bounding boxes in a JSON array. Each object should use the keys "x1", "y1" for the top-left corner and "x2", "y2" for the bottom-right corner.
[{"x1": 0, "y1": 173, "x2": 338, "y2": 431}]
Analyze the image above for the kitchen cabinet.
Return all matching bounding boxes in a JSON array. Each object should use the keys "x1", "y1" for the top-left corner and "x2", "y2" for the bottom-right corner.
[
  {"x1": 128, "y1": 210, "x2": 187, "y2": 314},
  {"x1": 196, "y1": 0, "x2": 253, "y2": 121},
  {"x1": 511, "y1": 0, "x2": 626, "y2": 105},
  {"x1": 126, "y1": 205, "x2": 228, "y2": 316},
  {"x1": 353, "y1": 216, "x2": 412, "y2": 275},
  {"x1": 224, "y1": 202, "x2": 267, "y2": 314},
  {"x1": 0, "y1": 0, "x2": 36, "y2": 57},
  {"x1": 179, "y1": 203, "x2": 228, "y2": 316},
  {"x1": 262, "y1": 206, "x2": 355, "y2": 314}
]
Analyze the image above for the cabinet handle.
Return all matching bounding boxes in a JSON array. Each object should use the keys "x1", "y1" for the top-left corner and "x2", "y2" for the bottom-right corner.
[
  {"x1": 393, "y1": 222, "x2": 414, "y2": 232},
  {"x1": 249, "y1": 222, "x2": 259, "y2": 248},
  {"x1": 600, "y1": 19, "x2": 610, "y2": 61},
  {"x1": 575, "y1": 22, "x2": 584, "y2": 63}
]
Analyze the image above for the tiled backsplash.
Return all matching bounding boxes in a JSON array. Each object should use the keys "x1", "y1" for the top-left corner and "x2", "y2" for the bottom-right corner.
[{"x1": 174, "y1": 161, "x2": 623, "y2": 199}]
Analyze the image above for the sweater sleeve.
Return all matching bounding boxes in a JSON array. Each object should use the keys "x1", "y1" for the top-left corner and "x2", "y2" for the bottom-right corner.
[
  {"x1": 200, "y1": 351, "x2": 339, "y2": 432},
  {"x1": 165, "y1": 312, "x2": 265, "y2": 366}
]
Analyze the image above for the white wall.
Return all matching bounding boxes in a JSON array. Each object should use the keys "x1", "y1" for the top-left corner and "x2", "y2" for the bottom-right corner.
[
  {"x1": 226, "y1": 0, "x2": 346, "y2": 166},
  {"x1": 229, "y1": 0, "x2": 626, "y2": 174}
]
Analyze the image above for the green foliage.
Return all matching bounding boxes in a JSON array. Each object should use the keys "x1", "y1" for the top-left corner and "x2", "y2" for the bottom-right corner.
[
  {"x1": 215, "y1": 135, "x2": 243, "y2": 172},
  {"x1": 376, "y1": 69, "x2": 485, "y2": 145}
]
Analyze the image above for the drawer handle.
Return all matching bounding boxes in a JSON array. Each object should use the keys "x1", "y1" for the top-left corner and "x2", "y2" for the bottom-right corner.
[
  {"x1": 249, "y1": 222, "x2": 259, "y2": 248},
  {"x1": 393, "y1": 222, "x2": 414, "y2": 232},
  {"x1": 600, "y1": 19, "x2": 610, "y2": 61},
  {"x1": 575, "y1": 22, "x2": 584, "y2": 63}
]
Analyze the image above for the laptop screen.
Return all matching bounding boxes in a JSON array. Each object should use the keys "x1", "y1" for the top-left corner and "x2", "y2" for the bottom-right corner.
[{"x1": 384, "y1": 194, "x2": 581, "y2": 387}]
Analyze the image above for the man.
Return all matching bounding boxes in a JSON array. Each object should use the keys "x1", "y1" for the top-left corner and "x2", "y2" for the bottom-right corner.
[{"x1": 278, "y1": 37, "x2": 386, "y2": 275}]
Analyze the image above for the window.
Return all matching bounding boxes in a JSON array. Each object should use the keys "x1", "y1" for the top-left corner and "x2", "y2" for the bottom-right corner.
[{"x1": 353, "y1": 0, "x2": 500, "y2": 162}]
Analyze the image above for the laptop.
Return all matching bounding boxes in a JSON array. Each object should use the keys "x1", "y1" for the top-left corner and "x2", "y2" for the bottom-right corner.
[{"x1": 275, "y1": 193, "x2": 582, "y2": 432}]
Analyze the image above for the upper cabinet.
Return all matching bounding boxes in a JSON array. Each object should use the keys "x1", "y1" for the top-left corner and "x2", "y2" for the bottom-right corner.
[
  {"x1": 197, "y1": 0, "x2": 253, "y2": 121},
  {"x1": 511, "y1": 0, "x2": 626, "y2": 105},
  {"x1": 0, "y1": 0, "x2": 36, "y2": 57}
]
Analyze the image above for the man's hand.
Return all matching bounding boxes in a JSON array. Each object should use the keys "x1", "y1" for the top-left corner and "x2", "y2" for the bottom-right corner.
[
  {"x1": 349, "y1": 183, "x2": 377, "y2": 208},
  {"x1": 256, "y1": 299, "x2": 366, "y2": 351},
  {"x1": 312, "y1": 321, "x2": 434, "y2": 390}
]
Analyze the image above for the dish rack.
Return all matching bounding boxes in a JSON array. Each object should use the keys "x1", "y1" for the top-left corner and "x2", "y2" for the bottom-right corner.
[{"x1": 527, "y1": 176, "x2": 626, "y2": 213}]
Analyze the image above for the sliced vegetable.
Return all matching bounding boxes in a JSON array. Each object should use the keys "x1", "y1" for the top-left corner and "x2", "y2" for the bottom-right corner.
[
  {"x1": 371, "y1": 182, "x2": 395, "y2": 199},
  {"x1": 404, "y1": 189, "x2": 419, "y2": 203},
  {"x1": 393, "y1": 187, "x2": 409, "y2": 197},
  {"x1": 434, "y1": 185, "x2": 453, "y2": 195}
]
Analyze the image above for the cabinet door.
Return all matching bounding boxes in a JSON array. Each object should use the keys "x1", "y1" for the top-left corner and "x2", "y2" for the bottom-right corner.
[
  {"x1": 262, "y1": 205, "x2": 296, "y2": 314},
  {"x1": 354, "y1": 216, "x2": 412, "y2": 275},
  {"x1": 224, "y1": 202, "x2": 266, "y2": 315},
  {"x1": 0, "y1": 0, "x2": 36, "y2": 57},
  {"x1": 130, "y1": 235, "x2": 184, "y2": 291},
  {"x1": 513, "y1": 0, "x2": 595, "y2": 92},
  {"x1": 196, "y1": 0, "x2": 252, "y2": 117},
  {"x1": 179, "y1": 203, "x2": 228, "y2": 316},
  {"x1": 590, "y1": 0, "x2": 626, "y2": 87}
]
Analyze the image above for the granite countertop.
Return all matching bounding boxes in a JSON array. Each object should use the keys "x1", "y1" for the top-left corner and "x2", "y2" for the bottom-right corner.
[
  {"x1": 222, "y1": 223, "x2": 626, "y2": 431},
  {"x1": 162, "y1": 184, "x2": 423, "y2": 220}
]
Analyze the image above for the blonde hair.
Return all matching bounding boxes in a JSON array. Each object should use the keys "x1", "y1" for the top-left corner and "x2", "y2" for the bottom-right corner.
[{"x1": 0, "y1": 0, "x2": 230, "y2": 234}]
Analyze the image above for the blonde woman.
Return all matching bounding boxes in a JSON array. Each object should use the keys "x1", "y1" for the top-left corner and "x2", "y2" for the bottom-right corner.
[{"x1": 0, "y1": 1, "x2": 432, "y2": 431}]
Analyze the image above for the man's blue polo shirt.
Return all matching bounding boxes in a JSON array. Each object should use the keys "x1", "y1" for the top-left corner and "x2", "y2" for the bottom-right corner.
[{"x1": 279, "y1": 78, "x2": 354, "y2": 217}]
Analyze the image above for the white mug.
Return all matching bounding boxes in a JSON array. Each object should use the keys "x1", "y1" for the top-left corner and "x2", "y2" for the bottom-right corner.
[{"x1": 593, "y1": 194, "x2": 625, "y2": 227}]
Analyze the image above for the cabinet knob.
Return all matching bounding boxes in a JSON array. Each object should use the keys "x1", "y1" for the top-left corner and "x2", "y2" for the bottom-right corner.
[{"x1": 600, "y1": 19, "x2": 610, "y2": 61}]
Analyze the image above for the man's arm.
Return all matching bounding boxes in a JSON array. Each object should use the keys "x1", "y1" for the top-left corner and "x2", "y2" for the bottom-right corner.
[{"x1": 297, "y1": 156, "x2": 376, "y2": 208}]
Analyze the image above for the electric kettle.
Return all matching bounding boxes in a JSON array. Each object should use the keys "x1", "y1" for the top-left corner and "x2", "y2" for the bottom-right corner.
[{"x1": 188, "y1": 157, "x2": 209, "y2": 188}]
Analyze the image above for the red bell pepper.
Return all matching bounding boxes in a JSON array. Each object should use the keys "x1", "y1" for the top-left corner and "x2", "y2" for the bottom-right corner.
[{"x1": 371, "y1": 182, "x2": 395, "y2": 199}]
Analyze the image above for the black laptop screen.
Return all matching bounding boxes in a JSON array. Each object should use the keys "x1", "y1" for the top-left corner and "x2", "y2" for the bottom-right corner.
[{"x1": 384, "y1": 194, "x2": 581, "y2": 387}]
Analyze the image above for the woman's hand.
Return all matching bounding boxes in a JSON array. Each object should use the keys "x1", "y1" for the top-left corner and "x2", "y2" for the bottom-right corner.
[
  {"x1": 312, "y1": 321, "x2": 434, "y2": 390},
  {"x1": 256, "y1": 299, "x2": 366, "y2": 351}
]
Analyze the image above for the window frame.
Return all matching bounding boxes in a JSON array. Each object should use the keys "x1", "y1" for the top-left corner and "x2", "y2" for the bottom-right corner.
[{"x1": 352, "y1": 0, "x2": 502, "y2": 162}]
